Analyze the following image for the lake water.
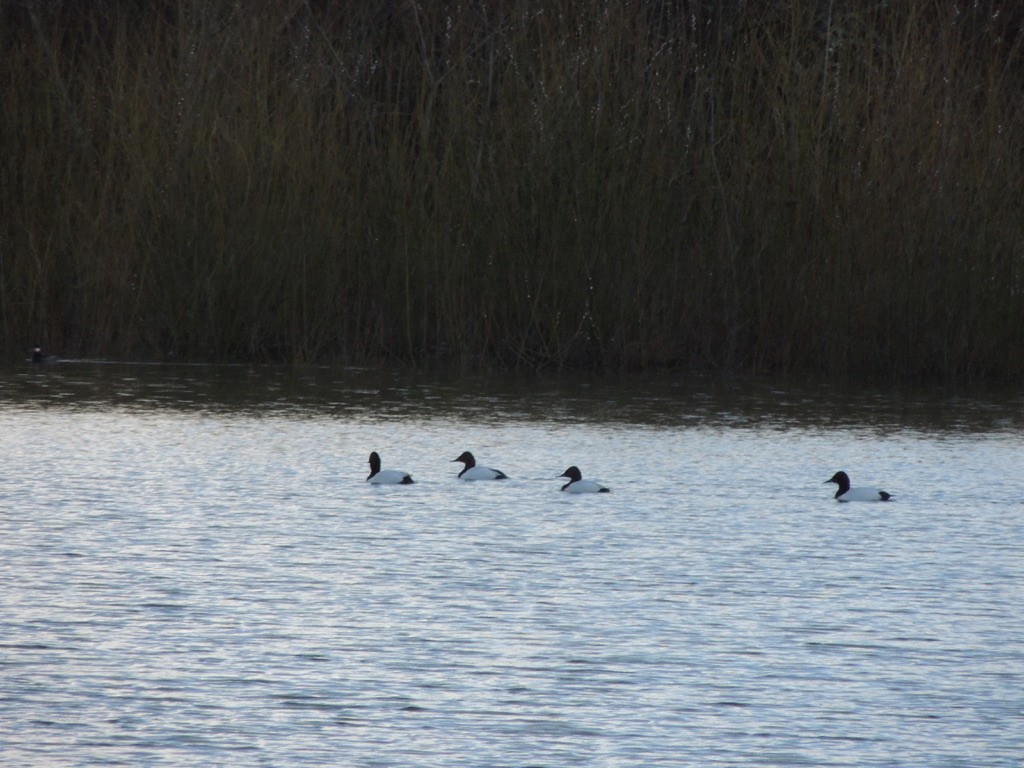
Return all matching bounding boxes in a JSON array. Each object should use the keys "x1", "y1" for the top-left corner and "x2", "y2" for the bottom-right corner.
[{"x1": 1, "y1": 364, "x2": 1022, "y2": 767}]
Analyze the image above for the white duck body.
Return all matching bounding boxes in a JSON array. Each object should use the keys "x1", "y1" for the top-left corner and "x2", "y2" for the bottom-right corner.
[
  {"x1": 367, "y1": 452, "x2": 414, "y2": 485},
  {"x1": 453, "y1": 451, "x2": 508, "y2": 480},
  {"x1": 559, "y1": 466, "x2": 610, "y2": 493},
  {"x1": 826, "y1": 471, "x2": 891, "y2": 502}
]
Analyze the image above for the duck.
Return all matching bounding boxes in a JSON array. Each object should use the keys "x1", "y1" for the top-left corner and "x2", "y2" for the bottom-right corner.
[
  {"x1": 29, "y1": 347, "x2": 58, "y2": 364},
  {"x1": 825, "y1": 471, "x2": 891, "y2": 502},
  {"x1": 452, "y1": 451, "x2": 508, "y2": 480},
  {"x1": 367, "y1": 452, "x2": 414, "y2": 485},
  {"x1": 558, "y1": 466, "x2": 610, "y2": 493}
]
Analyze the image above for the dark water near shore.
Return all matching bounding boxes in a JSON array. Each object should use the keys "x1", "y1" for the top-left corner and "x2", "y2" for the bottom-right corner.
[{"x1": 2, "y1": 363, "x2": 1022, "y2": 766}]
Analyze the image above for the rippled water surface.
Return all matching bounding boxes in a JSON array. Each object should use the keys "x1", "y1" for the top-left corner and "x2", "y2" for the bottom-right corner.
[{"x1": 2, "y1": 364, "x2": 1022, "y2": 766}]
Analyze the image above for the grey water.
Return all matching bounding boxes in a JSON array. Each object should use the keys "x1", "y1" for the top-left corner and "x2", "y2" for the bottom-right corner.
[{"x1": 1, "y1": 364, "x2": 1022, "y2": 767}]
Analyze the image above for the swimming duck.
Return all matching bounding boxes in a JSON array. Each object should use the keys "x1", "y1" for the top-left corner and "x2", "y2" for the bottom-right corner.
[
  {"x1": 367, "y1": 452, "x2": 414, "y2": 485},
  {"x1": 559, "y1": 466, "x2": 610, "y2": 493},
  {"x1": 30, "y1": 347, "x2": 58, "y2": 364},
  {"x1": 825, "y1": 471, "x2": 891, "y2": 502},
  {"x1": 452, "y1": 451, "x2": 508, "y2": 480}
]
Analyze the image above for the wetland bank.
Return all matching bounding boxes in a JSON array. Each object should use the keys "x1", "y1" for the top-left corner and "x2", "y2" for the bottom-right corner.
[{"x1": 3, "y1": 2, "x2": 1023, "y2": 379}]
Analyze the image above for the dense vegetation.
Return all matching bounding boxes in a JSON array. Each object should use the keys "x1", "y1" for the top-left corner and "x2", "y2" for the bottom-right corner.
[{"x1": 3, "y1": 1, "x2": 1023, "y2": 379}]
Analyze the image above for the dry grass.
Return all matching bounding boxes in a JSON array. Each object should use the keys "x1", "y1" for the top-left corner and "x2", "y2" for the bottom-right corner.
[{"x1": 2, "y1": 1, "x2": 1022, "y2": 379}]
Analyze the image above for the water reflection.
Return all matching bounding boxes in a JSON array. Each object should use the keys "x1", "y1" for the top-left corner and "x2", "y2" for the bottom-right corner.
[
  {"x1": 2, "y1": 361, "x2": 1022, "y2": 433},
  {"x1": 2, "y1": 361, "x2": 1022, "y2": 767}
]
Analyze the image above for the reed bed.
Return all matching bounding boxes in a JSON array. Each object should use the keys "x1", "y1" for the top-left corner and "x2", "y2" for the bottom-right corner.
[{"x1": 3, "y1": 1, "x2": 1023, "y2": 379}]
